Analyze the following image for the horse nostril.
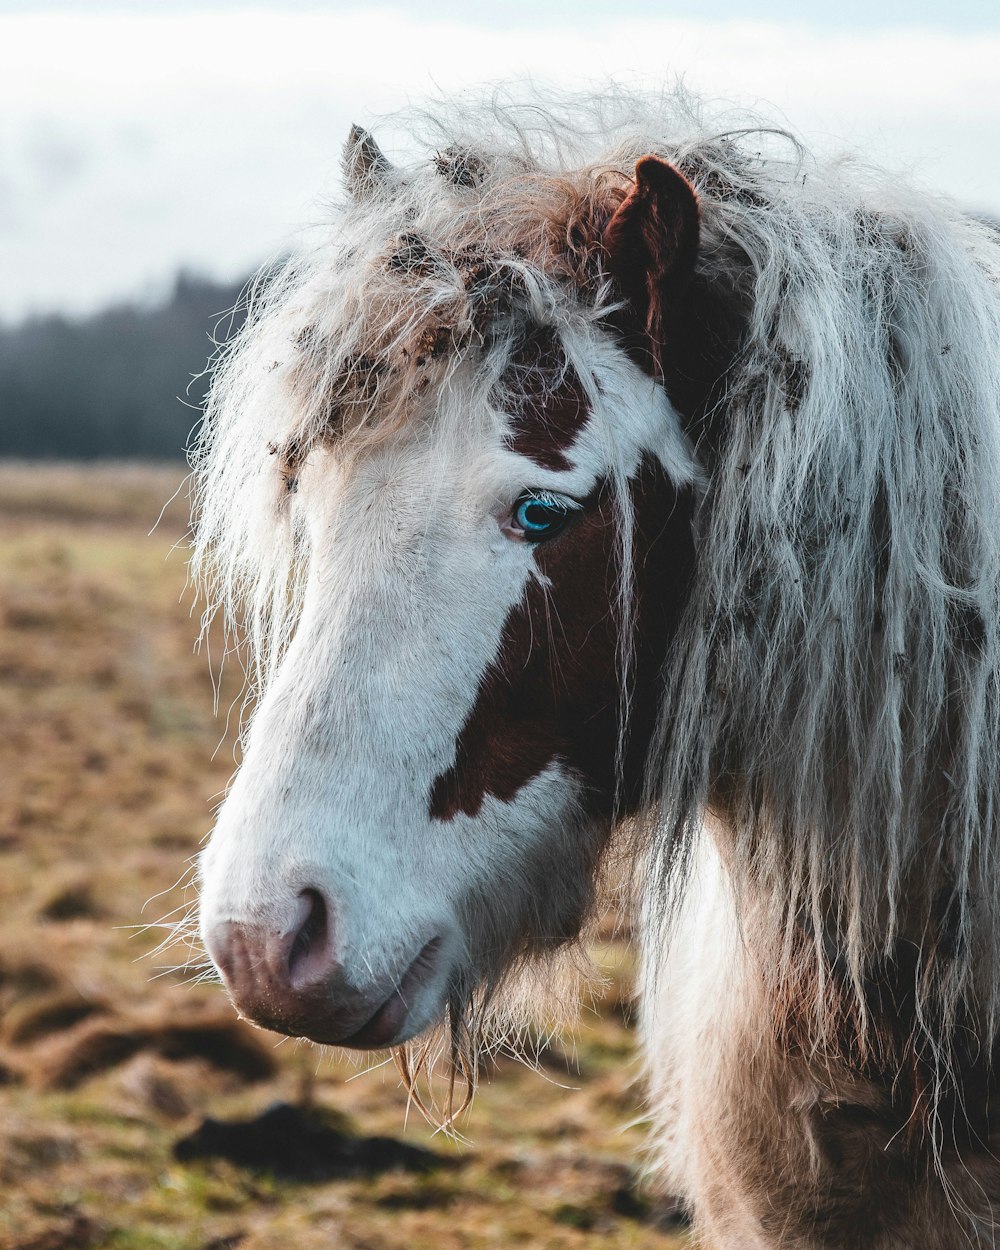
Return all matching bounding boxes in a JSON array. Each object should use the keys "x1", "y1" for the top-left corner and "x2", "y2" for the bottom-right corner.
[{"x1": 287, "y1": 888, "x2": 332, "y2": 989}]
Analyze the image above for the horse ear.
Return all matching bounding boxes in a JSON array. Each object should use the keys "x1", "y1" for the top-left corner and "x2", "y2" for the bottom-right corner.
[
  {"x1": 343, "y1": 125, "x2": 395, "y2": 200},
  {"x1": 602, "y1": 157, "x2": 700, "y2": 374}
]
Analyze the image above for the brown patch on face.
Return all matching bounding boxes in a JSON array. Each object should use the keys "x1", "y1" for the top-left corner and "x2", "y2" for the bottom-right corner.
[
  {"x1": 428, "y1": 456, "x2": 696, "y2": 821},
  {"x1": 499, "y1": 327, "x2": 592, "y2": 473}
]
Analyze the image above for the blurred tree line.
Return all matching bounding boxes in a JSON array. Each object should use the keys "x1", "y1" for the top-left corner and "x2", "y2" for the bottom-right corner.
[{"x1": 0, "y1": 273, "x2": 248, "y2": 460}]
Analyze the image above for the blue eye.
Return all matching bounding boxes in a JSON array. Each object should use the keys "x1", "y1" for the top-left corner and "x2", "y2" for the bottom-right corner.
[{"x1": 512, "y1": 493, "x2": 572, "y2": 542}]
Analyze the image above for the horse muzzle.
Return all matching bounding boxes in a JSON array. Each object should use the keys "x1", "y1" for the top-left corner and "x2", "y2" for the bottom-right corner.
[{"x1": 203, "y1": 888, "x2": 448, "y2": 1049}]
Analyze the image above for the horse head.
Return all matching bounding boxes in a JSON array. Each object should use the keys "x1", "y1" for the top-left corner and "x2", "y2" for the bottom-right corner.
[{"x1": 195, "y1": 135, "x2": 705, "y2": 1055}]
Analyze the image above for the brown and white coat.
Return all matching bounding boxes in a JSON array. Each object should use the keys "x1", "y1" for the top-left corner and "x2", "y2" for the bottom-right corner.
[{"x1": 192, "y1": 89, "x2": 1000, "y2": 1248}]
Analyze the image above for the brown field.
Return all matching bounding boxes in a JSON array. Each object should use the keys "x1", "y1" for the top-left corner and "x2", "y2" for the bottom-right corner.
[{"x1": 0, "y1": 462, "x2": 687, "y2": 1250}]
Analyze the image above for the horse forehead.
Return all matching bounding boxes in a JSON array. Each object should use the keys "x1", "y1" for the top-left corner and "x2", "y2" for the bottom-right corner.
[
  {"x1": 498, "y1": 324, "x2": 594, "y2": 473},
  {"x1": 291, "y1": 226, "x2": 677, "y2": 492},
  {"x1": 297, "y1": 215, "x2": 600, "y2": 441}
]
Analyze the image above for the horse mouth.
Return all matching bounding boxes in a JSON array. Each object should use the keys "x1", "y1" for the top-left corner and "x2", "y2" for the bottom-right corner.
[
  {"x1": 247, "y1": 936, "x2": 446, "y2": 1051},
  {"x1": 334, "y1": 937, "x2": 445, "y2": 1049}
]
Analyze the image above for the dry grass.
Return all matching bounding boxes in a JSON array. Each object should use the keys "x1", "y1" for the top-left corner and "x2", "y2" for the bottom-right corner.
[{"x1": 0, "y1": 461, "x2": 687, "y2": 1250}]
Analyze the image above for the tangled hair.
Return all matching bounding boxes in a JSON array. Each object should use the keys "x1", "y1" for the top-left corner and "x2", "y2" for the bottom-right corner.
[
  {"x1": 192, "y1": 84, "x2": 1000, "y2": 1128},
  {"x1": 647, "y1": 115, "x2": 1000, "y2": 1079}
]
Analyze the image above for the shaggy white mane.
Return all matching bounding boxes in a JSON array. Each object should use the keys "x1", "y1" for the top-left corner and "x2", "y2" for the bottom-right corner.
[{"x1": 192, "y1": 84, "x2": 1000, "y2": 1118}]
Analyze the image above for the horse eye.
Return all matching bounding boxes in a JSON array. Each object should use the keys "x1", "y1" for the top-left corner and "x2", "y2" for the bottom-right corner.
[{"x1": 511, "y1": 493, "x2": 572, "y2": 542}]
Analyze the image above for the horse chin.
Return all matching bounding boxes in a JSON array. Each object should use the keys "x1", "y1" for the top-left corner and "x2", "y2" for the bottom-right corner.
[{"x1": 329, "y1": 937, "x2": 452, "y2": 1051}]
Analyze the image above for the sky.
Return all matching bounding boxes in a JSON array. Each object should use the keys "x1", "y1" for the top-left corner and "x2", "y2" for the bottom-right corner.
[{"x1": 2, "y1": 1, "x2": 999, "y2": 322}]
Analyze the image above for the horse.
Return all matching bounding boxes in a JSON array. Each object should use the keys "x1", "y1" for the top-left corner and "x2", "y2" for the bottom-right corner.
[{"x1": 190, "y1": 86, "x2": 1000, "y2": 1247}]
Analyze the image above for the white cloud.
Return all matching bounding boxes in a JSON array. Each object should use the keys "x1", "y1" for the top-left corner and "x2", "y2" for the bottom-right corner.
[{"x1": 1, "y1": 9, "x2": 998, "y2": 319}]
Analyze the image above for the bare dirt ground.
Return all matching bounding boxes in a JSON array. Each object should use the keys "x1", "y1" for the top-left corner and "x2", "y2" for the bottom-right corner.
[{"x1": 0, "y1": 462, "x2": 688, "y2": 1250}]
